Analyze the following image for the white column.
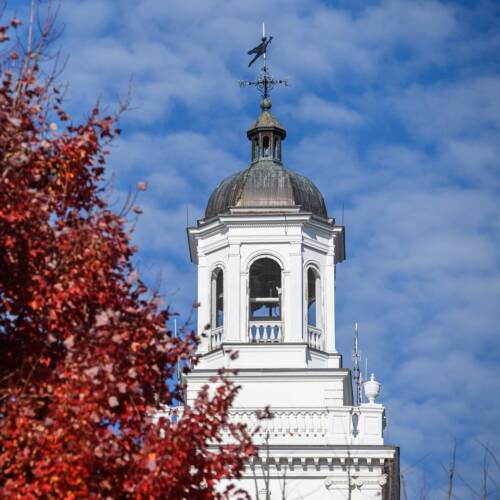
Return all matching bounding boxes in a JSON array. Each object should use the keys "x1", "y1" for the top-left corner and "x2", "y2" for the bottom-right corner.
[
  {"x1": 316, "y1": 272, "x2": 322, "y2": 330},
  {"x1": 285, "y1": 241, "x2": 303, "y2": 341},
  {"x1": 324, "y1": 237, "x2": 336, "y2": 352},
  {"x1": 197, "y1": 256, "x2": 210, "y2": 354},
  {"x1": 239, "y1": 271, "x2": 248, "y2": 342},
  {"x1": 226, "y1": 243, "x2": 241, "y2": 342}
]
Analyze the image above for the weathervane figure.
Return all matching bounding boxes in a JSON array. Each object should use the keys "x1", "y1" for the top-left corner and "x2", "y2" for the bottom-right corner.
[
  {"x1": 239, "y1": 23, "x2": 288, "y2": 99},
  {"x1": 247, "y1": 34, "x2": 273, "y2": 67}
]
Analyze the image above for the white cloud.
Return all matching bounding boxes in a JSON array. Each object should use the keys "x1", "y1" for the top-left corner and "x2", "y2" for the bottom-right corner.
[
  {"x1": 294, "y1": 94, "x2": 364, "y2": 127},
  {"x1": 390, "y1": 76, "x2": 500, "y2": 142}
]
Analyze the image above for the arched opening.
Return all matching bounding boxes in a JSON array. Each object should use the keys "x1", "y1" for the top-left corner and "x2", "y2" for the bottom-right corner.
[
  {"x1": 273, "y1": 137, "x2": 280, "y2": 161},
  {"x1": 249, "y1": 258, "x2": 281, "y2": 320},
  {"x1": 262, "y1": 136, "x2": 270, "y2": 158},
  {"x1": 306, "y1": 267, "x2": 322, "y2": 349},
  {"x1": 253, "y1": 139, "x2": 259, "y2": 161},
  {"x1": 211, "y1": 268, "x2": 224, "y2": 328},
  {"x1": 249, "y1": 258, "x2": 282, "y2": 343},
  {"x1": 307, "y1": 268, "x2": 318, "y2": 327}
]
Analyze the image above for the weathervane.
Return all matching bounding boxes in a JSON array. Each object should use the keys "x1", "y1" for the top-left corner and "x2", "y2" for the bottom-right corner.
[{"x1": 239, "y1": 23, "x2": 288, "y2": 99}]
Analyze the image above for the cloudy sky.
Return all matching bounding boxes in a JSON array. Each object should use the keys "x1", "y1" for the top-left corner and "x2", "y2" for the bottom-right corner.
[{"x1": 8, "y1": 0, "x2": 500, "y2": 497}]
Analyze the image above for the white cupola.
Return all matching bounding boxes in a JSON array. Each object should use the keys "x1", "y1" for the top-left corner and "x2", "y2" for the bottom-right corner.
[
  {"x1": 181, "y1": 92, "x2": 399, "y2": 500},
  {"x1": 187, "y1": 98, "x2": 345, "y2": 370}
]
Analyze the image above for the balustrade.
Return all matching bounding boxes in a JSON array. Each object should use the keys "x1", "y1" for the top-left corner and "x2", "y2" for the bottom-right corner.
[
  {"x1": 158, "y1": 405, "x2": 384, "y2": 444},
  {"x1": 307, "y1": 325, "x2": 323, "y2": 349},
  {"x1": 229, "y1": 409, "x2": 329, "y2": 438},
  {"x1": 249, "y1": 321, "x2": 282, "y2": 343},
  {"x1": 210, "y1": 326, "x2": 224, "y2": 350}
]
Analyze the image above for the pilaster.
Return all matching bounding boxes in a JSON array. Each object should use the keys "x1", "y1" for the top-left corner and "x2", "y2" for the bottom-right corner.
[
  {"x1": 226, "y1": 242, "x2": 241, "y2": 342},
  {"x1": 285, "y1": 240, "x2": 303, "y2": 341},
  {"x1": 196, "y1": 256, "x2": 210, "y2": 354},
  {"x1": 324, "y1": 241, "x2": 336, "y2": 352}
]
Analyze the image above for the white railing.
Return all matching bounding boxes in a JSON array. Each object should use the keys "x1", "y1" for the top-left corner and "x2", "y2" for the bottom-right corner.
[
  {"x1": 307, "y1": 325, "x2": 323, "y2": 350},
  {"x1": 230, "y1": 409, "x2": 329, "y2": 439},
  {"x1": 157, "y1": 405, "x2": 384, "y2": 444},
  {"x1": 210, "y1": 326, "x2": 224, "y2": 350},
  {"x1": 249, "y1": 321, "x2": 282, "y2": 343}
]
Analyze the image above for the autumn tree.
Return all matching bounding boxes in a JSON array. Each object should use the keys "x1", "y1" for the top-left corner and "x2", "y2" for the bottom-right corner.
[{"x1": 0, "y1": 9, "x2": 255, "y2": 499}]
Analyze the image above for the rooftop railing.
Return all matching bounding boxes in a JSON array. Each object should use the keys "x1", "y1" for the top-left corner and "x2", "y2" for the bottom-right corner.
[{"x1": 249, "y1": 320, "x2": 282, "y2": 343}]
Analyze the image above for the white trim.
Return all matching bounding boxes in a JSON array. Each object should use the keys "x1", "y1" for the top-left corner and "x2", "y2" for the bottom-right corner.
[{"x1": 244, "y1": 249, "x2": 286, "y2": 272}]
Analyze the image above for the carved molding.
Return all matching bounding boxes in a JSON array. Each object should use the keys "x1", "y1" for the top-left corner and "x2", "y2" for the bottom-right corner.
[{"x1": 325, "y1": 473, "x2": 388, "y2": 490}]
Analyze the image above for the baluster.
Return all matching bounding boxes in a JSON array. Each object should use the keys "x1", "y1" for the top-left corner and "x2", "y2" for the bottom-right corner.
[
  {"x1": 316, "y1": 412, "x2": 322, "y2": 435},
  {"x1": 300, "y1": 412, "x2": 306, "y2": 435},
  {"x1": 312, "y1": 412, "x2": 318, "y2": 435},
  {"x1": 305, "y1": 412, "x2": 311, "y2": 435}
]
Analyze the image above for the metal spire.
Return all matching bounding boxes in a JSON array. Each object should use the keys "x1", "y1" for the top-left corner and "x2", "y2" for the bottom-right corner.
[
  {"x1": 352, "y1": 322, "x2": 362, "y2": 406},
  {"x1": 239, "y1": 24, "x2": 288, "y2": 99}
]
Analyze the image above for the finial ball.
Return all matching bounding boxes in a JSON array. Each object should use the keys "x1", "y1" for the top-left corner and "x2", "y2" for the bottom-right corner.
[{"x1": 261, "y1": 97, "x2": 272, "y2": 111}]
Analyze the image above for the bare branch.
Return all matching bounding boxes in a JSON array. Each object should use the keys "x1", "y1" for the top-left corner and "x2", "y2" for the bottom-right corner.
[
  {"x1": 456, "y1": 469, "x2": 481, "y2": 499},
  {"x1": 400, "y1": 472, "x2": 409, "y2": 500},
  {"x1": 476, "y1": 440, "x2": 500, "y2": 473},
  {"x1": 447, "y1": 442, "x2": 457, "y2": 500}
]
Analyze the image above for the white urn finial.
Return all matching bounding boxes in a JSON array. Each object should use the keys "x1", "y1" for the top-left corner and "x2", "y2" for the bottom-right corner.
[{"x1": 363, "y1": 373, "x2": 381, "y2": 404}]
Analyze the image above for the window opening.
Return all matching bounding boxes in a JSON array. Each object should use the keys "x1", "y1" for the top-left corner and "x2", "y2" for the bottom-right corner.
[
  {"x1": 262, "y1": 136, "x2": 270, "y2": 158},
  {"x1": 253, "y1": 139, "x2": 259, "y2": 161},
  {"x1": 273, "y1": 138, "x2": 280, "y2": 160},
  {"x1": 211, "y1": 268, "x2": 224, "y2": 328},
  {"x1": 249, "y1": 258, "x2": 281, "y2": 320},
  {"x1": 307, "y1": 268, "x2": 318, "y2": 327}
]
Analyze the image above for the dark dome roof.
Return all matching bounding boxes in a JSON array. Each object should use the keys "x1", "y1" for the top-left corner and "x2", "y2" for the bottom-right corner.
[{"x1": 205, "y1": 160, "x2": 327, "y2": 219}]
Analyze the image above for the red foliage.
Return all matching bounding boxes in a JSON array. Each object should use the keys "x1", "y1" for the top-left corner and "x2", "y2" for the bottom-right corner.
[{"x1": 0, "y1": 18, "x2": 255, "y2": 499}]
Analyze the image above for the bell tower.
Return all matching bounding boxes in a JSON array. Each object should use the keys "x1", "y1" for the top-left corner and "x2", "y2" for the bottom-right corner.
[
  {"x1": 187, "y1": 96, "x2": 345, "y2": 369},
  {"x1": 183, "y1": 33, "x2": 399, "y2": 499}
]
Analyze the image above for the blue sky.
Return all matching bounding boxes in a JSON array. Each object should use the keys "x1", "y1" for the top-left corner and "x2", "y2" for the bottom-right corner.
[{"x1": 8, "y1": 0, "x2": 500, "y2": 497}]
